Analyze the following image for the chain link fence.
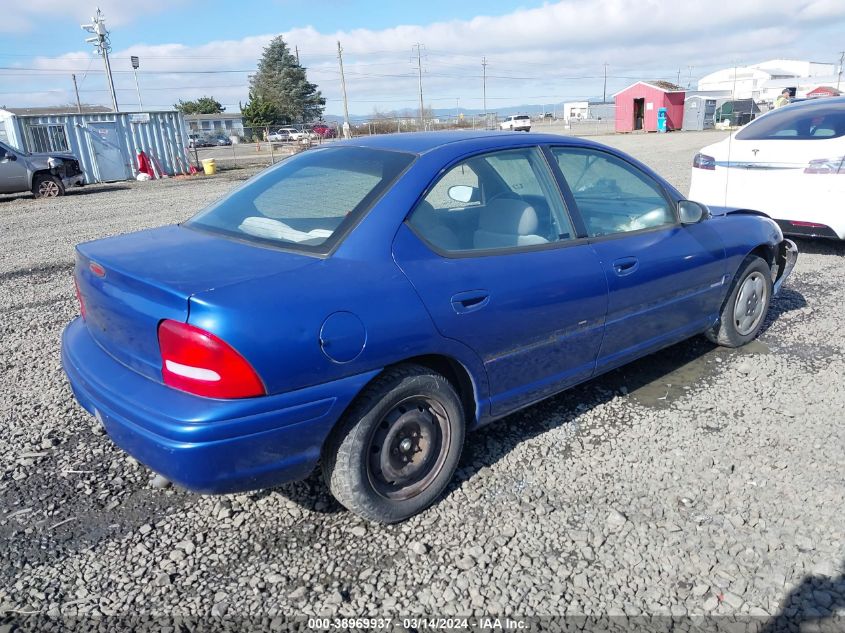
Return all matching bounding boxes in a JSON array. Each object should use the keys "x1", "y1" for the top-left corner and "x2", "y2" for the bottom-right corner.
[{"x1": 183, "y1": 108, "x2": 626, "y2": 171}]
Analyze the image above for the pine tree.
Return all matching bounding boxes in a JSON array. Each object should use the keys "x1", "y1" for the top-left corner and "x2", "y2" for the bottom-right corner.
[
  {"x1": 249, "y1": 36, "x2": 325, "y2": 124},
  {"x1": 238, "y1": 90, "x2": 280, "y2": 140}
]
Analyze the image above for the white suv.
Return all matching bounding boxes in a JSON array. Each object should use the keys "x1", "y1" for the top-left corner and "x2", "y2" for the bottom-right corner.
[{"x1": 500, "y1": 115, "x2": 531, "y2": 132}]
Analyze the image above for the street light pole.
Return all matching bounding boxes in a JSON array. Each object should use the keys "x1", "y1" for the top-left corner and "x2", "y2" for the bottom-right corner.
[
  {"x1": 81, "y1": 9, "x2": 119, "y2": 112},
  {"x1": 131, "y1": 55, "x2": 143, "y2": 110}
]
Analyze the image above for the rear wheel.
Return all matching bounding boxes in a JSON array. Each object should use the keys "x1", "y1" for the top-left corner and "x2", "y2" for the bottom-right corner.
[
  {"x1": 33, "y1": 174, "x2": 64, "y2": 198},
  {"x1": 322, "y1": 365, "x2": 465, "y2": 523},
  {"x1": 706, "y1": 255, "x2": 772, "y2": 347}
]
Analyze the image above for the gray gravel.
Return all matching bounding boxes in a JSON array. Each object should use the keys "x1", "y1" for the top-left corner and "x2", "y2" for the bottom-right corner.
[{"x1": 1, "y1": 131, "x2": 844, "y2": 624}]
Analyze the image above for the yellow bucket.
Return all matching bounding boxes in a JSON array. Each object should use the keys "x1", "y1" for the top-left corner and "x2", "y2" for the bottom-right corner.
[{"x1": 201, "y1": 158, "x2": 217, "y2": 175}]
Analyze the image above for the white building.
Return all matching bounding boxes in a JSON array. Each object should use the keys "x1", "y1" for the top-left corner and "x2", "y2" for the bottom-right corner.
[
  {"x1": 697, "y1": 59, "x2": 838, "y2": 103},
  {"x1": 184, "y1": 112, "x2": 245, "y2": 137},
  {"x1": 561, "y1": 101, "x2": 589, "y2": 121}
]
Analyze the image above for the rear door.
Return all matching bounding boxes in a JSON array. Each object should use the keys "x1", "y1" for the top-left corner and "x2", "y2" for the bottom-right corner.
[
  {"x1": 394, "y1": 146, "x2": 608, "y2": 415},
  {"x1": 549, "y1": 145, "x2": 725, "y2": 373}
]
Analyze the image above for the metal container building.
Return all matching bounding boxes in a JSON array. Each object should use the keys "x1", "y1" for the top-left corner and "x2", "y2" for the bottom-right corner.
[
  {"x1": 0, "y1": 106, "x2": 191, "y2": 183},
  {"x1": 613, "y1": 81, "x2": 685, "y2": 132}
]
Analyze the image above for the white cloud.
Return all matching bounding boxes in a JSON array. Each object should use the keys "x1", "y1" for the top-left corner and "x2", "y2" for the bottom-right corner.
[{"x1": 3, "y1": 0, "x2": 845, "y2": 115}]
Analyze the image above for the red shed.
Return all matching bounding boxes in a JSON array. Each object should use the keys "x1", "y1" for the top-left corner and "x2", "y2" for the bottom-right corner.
[{"x1": 613, "y1": 81, "x2": 685, "y2": 132}]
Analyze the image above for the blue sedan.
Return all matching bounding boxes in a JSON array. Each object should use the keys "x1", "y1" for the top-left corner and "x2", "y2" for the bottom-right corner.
[{"x1": 62, "y1": 131, "x2": 797, "y2": 522}]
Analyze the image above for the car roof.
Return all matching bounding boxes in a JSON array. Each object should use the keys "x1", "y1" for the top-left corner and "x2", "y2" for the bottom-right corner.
[{"x1": 332, "y1": 130, "x2": 606, "y2": 155}]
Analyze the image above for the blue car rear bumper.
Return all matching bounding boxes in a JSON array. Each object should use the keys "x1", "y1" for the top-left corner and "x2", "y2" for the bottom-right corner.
[{"x1": 61, "y1": 318, "x2": 379, "y2": 493}]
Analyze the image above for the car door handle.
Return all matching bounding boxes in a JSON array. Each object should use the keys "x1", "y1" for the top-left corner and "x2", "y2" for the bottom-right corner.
[
  {"x1": 450, "y1": 290, "x2": 490, "y2": 314},
  {"x1": 612, "y1": 257, "x2": 639, "y2": 276}
]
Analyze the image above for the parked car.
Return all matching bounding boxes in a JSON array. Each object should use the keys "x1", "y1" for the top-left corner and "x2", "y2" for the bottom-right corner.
[
  {"x1": 266, "y1": 128, "x2": 291, "y2": 142},
  {"x1": 188, "y1": 136, "x2": 213, "y2": 148},
  {"x1": 212, "y1": 135, "x2": 233, "y2": 146},
  {"x1": 312, "y1": 123, "x2": 336, "y2": 139},
  {"x1": 500, "y1": 114, "x2": 532, "y2": 132},
  {"x1": 0, "y1": 140, "x2": 85, "y2": 198},
  {"x1": 62, "y1": 132, "x2": 797, "y2": 523},
  {"x1": 268, "y1": 127, "x2": 305, "y2": 142},
  {"x1": 689, "y1": 96, "x2": 845, "y2": 239}
]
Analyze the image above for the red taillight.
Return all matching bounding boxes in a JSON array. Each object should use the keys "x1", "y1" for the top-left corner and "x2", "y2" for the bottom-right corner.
[
  {"x1": 157, "y1": 320, "x2": 266, "y2": 399},
  {"x1": 790, "y1": 221, "x2": 828, "y2": 228},
  {"x1": 74, "y1": 276, "x2": 86, "y2": 319},
  {"x1": 693, "y1": 153, "x2": 716, "y2": 170}
]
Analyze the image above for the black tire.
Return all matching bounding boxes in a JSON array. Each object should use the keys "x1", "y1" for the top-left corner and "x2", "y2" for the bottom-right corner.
[
  {"x1": 322, "y1": 364, "x2": 465, "y2": 523},
  {"x1": 706, "y1": 255, "x2": 772, "y2": 348},
  {"x1": 32, "y1": 174, "x2": 64, "y2": 198}
]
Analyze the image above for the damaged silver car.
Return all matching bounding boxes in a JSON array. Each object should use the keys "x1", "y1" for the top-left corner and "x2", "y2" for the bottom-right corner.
[{"x1": 0, "y1": 139, "x2": 85, "y2": 198}]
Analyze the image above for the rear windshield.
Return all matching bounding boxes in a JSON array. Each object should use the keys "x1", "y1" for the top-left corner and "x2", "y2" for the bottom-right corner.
[
  {"x1": 514, "y1": 115, "x2": 530, "y2": 120},
  {"x1": 186, "y1": 146, "x2": 415, "y2": 254},
  {"x1": 736, "y1": 103, "x2": 845, "y2": 140}
]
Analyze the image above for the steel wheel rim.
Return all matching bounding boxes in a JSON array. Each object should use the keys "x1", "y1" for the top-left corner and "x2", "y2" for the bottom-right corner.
[
  {"x1": 39, "y1": 180, "x2": 60, "y2": 197},
  {"x1": 734, "y1": 271, "x2": 768, "y2": 335},
  {"x1": 367, "y1": 396, "x2": 451, "y2": 501}
]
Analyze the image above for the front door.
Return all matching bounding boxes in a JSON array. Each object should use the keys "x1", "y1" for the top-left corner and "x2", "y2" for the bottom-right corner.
[
  {"x1": 88, "y1": 122, "x2": 128, "y2": 182},
  {"x1": 550, "y1": 145, "x2": 726, "y2": 372},
  {"x1": 394, "y1": 146, "x2": 608, "y2": 416},
  {"x1": 0, "y1": 142, "x2": 29, "y2": 193},
  {"x1": 633, "y1": 98, "x2": 645, "y2": 131}
]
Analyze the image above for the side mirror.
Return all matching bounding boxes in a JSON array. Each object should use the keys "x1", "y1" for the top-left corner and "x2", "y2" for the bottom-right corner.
[
  {"x1": 679, "y1": 200, "x2": 709, "y2": 224},
  {"x1": 447, "y1": 185, "x2": 478, "y2": 204}
]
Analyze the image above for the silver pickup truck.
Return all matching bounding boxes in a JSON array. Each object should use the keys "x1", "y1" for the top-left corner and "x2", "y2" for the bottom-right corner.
[{"x1": 0, "y1": 140, "x2": 85, "y2": 198}]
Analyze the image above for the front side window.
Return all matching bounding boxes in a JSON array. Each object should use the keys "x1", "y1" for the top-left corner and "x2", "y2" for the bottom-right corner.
[
  {"x1": 552, "y1": 147, "x2": 674, "y2": 237},
  {"x1": 736, "y1": 104, "x2": 845, "y2": 140},
  {"x1": 188, "y1": 146, "x2": 415, "y2": 254},
  {"x1": 408, "y1": 147, "x2": 574, "y2": 253}
]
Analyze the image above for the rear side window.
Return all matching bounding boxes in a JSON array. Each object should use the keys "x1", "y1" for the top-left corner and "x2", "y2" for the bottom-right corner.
[
  {"x1": 736, "y1": 105, "x2": 845, "y2": 140},
  {"x1": 408, "y1": 147, "x2": 575, "y2": 253},
  {"x1": 187, "y1": 146, "x2": 414, "y2": 254}
]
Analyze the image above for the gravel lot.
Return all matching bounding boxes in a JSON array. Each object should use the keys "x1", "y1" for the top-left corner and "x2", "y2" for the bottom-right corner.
[{"x1": 2, "y1": 131, "x2": 843, "y2": 628}]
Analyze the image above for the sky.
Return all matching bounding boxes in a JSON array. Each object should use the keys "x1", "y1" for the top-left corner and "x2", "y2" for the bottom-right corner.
[{"x1": 1, "y1": 0, "x2": 845, "y2": 118}]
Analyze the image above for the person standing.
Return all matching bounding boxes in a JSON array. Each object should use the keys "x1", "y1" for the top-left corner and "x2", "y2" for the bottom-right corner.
[{"x1": 774, "y1": 88, "x2": 791, "y2": 108}]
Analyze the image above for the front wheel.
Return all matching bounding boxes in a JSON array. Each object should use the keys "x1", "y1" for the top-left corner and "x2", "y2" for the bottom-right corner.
[
  {"x1": 33, "y1": 174, "x2": 64, "y2": 198},
  {"x1": 322, "y1": 365, "x2": 465, "y2": 523},
  {"x1": 706, "y1": 255, "x2": 772, "y2": 347}
]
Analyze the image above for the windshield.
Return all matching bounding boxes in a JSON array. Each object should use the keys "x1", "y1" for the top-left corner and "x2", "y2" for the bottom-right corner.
[{"x1": 186, "y1": 146, "x2": 415, "y2": 254}]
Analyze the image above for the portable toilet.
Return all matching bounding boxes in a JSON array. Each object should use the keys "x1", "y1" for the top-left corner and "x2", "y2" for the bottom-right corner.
[
  {"x1": 683, "y1": 96, "x2": 718, "y2": 131},
  {"x1": 657, "y1": 107, "x2": 668, "y2": 133}
]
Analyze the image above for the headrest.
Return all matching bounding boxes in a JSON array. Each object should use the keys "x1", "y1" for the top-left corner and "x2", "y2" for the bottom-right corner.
[{"x1": 477, "y1": 198, "x2": 538, "y2": 235}]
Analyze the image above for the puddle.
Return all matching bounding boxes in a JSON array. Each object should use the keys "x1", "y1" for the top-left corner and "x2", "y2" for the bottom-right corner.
[{"x1": 608, "y1": 338, "x2": 771, "y2": 408}]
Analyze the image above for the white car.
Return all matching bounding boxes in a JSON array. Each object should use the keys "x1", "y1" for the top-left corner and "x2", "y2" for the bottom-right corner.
[
  {"x1": 500, "y1": 115, "x2": 531, "y2": 132},
  {"x1": 689, "y1": 97, "x2": 845, "y2": 239},
  {"x1": 267, "y1": 127, "x2": 304, "y2": 142}
]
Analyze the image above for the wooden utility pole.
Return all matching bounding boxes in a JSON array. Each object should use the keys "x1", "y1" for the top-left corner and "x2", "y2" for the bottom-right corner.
[
  {"x1": 71, "y1": 74, "x2": 82, "y2": 113},
  {"x1": 337, "y1": 41, "x2": 351, "y2": 138},
  {"x1": 414, "y1": 43, "x2": 425, "y2": 129},
  {"x1": 603, "y1": 62, "x2": 609, "y2": 103},
  {"x1": 482, "y1": 56, "x2": 488, "y2": 114}
]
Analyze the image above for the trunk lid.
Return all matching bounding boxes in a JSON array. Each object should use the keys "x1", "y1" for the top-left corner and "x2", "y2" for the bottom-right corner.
[
  {"x1": 718, "y1": 136, "x2": 845, "y2": 215},
  {"x1": 75, "y1": 224, "x2": 317, "y2": 382}
]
